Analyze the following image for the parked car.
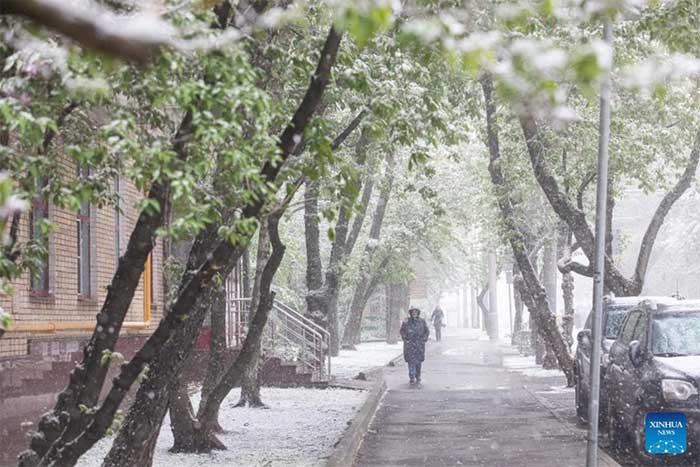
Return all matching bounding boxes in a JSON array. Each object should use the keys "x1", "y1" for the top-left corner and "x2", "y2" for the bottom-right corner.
[
  {"x1": 606, "y1": 301, "x2": 700, "y2": 464},
  {"x1": 574, "y1": 295, "x2": 678, "y2": 424}
]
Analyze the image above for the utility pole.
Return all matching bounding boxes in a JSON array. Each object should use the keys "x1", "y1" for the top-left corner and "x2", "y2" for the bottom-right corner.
[
  {"x1": 487, "y1": 253, "x2": 499, "y2": 340},
  {"x1": 586, "y1": 20, "x2": 613, "y2": 467}
]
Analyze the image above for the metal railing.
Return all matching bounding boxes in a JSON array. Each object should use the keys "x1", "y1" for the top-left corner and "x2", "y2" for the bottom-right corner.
[{"x1": 226, "y1": 297, "x2": 331, "y2": 382}]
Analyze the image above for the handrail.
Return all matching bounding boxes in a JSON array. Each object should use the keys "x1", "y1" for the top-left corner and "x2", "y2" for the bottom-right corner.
[
  {"x1": 272, "y1": 303, "x2": 324, "y2": 341},
  {"x1": 227, "y1": 296, "x2": 331, "y2": 381},
  {"x1": 273, "y1": 299, "x2": 329, "y2": 339}
]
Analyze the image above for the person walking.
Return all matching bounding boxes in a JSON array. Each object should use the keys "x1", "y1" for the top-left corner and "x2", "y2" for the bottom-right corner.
[
  {"x1": 400, "y1": 307, "x2": 430, "y2": 384},
  {"x1": 431, "y1": 306, "x2": 445, "y2": 342}
]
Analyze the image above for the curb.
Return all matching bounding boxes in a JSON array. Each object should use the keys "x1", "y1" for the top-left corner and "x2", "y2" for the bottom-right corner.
[
  {"x1": 524, "y1": 385, "x2": 622, "y2": 467},
  {"x1": 326, "y1": 377, "x2": 387, "y2": 467}
]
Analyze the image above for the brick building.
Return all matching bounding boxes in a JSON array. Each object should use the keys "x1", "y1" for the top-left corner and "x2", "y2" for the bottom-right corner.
[
  {"x1": 0, "y1": 162, "x2": 164, "y2": 359},
  {"x1": 0, "y1": 156, "x2": 165, "y2": 465}
]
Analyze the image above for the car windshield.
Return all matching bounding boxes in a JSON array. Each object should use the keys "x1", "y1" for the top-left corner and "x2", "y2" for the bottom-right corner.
[
  {"x1": 604, "y1": 306, "x2": 634, "y2": 338},
  {"x1": 652, "y1": 312, "x2": 700, "y2": 356}
]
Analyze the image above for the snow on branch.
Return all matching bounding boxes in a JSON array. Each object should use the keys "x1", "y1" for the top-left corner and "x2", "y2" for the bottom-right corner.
[{"x1": 1, "y1": 0, "x2": 242, "y2": 64}]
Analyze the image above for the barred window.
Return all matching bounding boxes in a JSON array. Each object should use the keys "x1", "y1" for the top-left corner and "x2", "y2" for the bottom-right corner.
[
  {"x1": 30, "y1": 178, "x2": 50, "y2": 294},
  {"x1": 77, "y1": 165, "x2": 92, "y2": 297}
]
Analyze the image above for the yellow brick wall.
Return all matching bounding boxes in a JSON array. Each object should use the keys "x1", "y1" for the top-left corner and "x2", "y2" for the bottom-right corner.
[{"x1": 0, "y1": 152, "x2": 164, "y2": 358}]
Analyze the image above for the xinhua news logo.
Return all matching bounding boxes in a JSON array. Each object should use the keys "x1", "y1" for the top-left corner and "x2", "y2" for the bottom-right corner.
[{"x1": 645, "y1": 412, "x2": 687, "y2": 455}]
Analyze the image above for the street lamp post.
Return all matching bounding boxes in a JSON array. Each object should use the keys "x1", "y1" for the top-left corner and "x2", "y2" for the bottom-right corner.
[{"x1": 586, "y1": 20, "x2": 613, "y2": 467}]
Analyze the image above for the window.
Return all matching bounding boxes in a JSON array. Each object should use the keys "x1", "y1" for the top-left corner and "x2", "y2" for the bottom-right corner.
[
  {"x1": 77, "y1": 165, "x2": 91, "y2": 297},
  {"x1": 631, "y1": 313, "x2": 649, "y2": 347},
  {"x1": 30, "y1": 178, "x2": 50, "y2": 294},
  {"x1": 114, "y1": 176, "x2": 121, "y2": 268},
  {"x1": 620, "y1": 312, "x2": 640, "y2": 345}
]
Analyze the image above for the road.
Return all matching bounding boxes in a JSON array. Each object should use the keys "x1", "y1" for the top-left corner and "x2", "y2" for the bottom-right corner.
[{"x1": 355, "y1": 333, "x2": 619, "y2": 467}]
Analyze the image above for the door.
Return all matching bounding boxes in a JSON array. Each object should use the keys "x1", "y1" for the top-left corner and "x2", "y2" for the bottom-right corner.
[
  {"x1": 608, "y1": 311, "x2": 641, "y2": 422},
  {"x1": 619, "y1": 313, "x2": 649, "y2": 422}
]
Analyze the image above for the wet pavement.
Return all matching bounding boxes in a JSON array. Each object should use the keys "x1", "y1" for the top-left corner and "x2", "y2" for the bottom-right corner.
[{"x1": 355, "y1": 334, "x2": 616, "y2": 467}]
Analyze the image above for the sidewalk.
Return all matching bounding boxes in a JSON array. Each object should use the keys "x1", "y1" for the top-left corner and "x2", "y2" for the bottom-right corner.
[{"x1": 354, "y1": 335, "x2": 620, "y2": 467}]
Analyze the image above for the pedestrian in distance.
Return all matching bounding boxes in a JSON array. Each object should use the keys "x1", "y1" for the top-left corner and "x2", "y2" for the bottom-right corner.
[
  {"x1": 430, "y1": 305, "x2": 445, "y2": 342},
  {"x1": 400, "y1": 307, "x2": 430, "y2": 385}
]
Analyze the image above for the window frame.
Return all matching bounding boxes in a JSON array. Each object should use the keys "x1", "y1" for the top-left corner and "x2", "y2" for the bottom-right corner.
[
  {"x1": 619, "y1": 311, "x2": 641, "y2": 345},
  {"x1": 29, "y1": 178, "x2": 51, "y2": 296},
  {"x1": 77, "y1": 164, "x2": 93, "y2": 299}
]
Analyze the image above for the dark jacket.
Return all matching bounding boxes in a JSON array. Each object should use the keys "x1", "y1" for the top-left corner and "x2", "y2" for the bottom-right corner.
[
  {"x1": 400, "y1": 315, "x2": 430, "y2": 363},
  {"x1": 431, "y1": 308, "x2": 445, "y2": 326}
]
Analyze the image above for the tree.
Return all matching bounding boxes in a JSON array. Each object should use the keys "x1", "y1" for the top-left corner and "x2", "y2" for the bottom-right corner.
[
  {"x1": 341, "y1": 152, "x2": 396, "y2": 347},
  {"x1": 481, "y1": 75, "x2": 575, "y2": 384}
]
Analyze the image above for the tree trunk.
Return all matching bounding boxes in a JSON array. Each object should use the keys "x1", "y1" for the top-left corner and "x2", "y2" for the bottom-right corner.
[
  {"x1": 305, "y1": 126, "x2": 371, "y2": 356},
  {"x1": 103, "y1": 224, "x2": 223, "y2": 466},
  {"x1": 199, "y1": 287, "x2": 227, "y2": 429},
  {"x1": 558, "y1": 225, "x2": 575, "y2": 348},
  {"x1": 32, "y1": 28, "x2": 343, "y2": 467},
  {"x1": 168, "y1": 379, "x2": 197, "y2": 453},
  {"x1": 19, "y1": 111, "x2": 194, "y2": 467},
  {"x1": 304, "y1": 180, "x2": 325, "y2": 326},
  {"x1": 481, "y1": 75, "x2": 574, "y2": 385},
  {"x1": 324, "y1": 172, "x2": 374, "y2": 355},
  {"x1": 487, "y1": 252, "x2": 499, "y2": 340},
  {"x1": 236, "y1": 222, "x2": 271, "y2": 409},
  {"x1": 542, "y1": 236, "x2": 558, "y2": 370},
  {"x1": 385, "y1": 283, "x2": 406, "y2": 344},
  {"x1": 191, "y1": 210, "x2": 287, "y2": 452},
  {"x1": 511, "y1": 262, "x2": 524, "y2": 345},
  {"x1": 341, "y1": 153, "x2": 395, "y2": 348},
  {"x1": 242, "y1": 248, "x2": 251, "y2": 297},
  {"x1": 477, "y1": 285, "x2": 489, "y2": 331}
]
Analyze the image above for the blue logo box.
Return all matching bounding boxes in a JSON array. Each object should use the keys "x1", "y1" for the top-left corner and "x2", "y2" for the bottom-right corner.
[{"x1": 645, "y1": 412, "x2": 687, "y2": 455}]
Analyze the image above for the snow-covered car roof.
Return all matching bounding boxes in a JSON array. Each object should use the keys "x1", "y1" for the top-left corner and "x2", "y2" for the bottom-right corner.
[
  {"x1": 654, "y1": 301, "x2": 700, "y2": 314},
  {"x1": 603, "y1": 295, "x2": 679, "y2": 307}
]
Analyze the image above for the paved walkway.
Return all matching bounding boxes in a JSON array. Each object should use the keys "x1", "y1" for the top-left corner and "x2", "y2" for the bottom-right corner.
[{"x1": 355, "y1": 334, "x2": 617, "y2": 467}]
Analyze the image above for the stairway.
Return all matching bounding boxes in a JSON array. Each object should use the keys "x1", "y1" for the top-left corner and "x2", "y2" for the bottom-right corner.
[{"x1": 225, "y1": 297, "x2": 331, "y2": 385}]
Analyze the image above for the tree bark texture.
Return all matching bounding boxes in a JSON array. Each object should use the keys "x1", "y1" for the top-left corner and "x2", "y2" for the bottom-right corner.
[
  {"x1": 341, "y1": 152, "x2": 396, "y2": 348},
  {"x1": 511, "y1": 262, "x2": 524, "y2": 346},
  {"x1": 236, "y1": 222, "x2": 271, "y2": 408},
  {"x1": 102, "y1": 224, "x2": 222, "y2": 466},
  {"x1": 481, "y1": 76, "x2": 574, "y2": 385},
  {"x1": 385, "y1": 283, "x2": 407, "y2": 344},
  {"x1": 541, "y1": 236, "x2": 559, "y2": 369},
  {"x1": 200, "y1": 287, "x2": 228, "y2": 427},
  {"x1": 558, "y1": 223, "x2": 575, "y2": 348},
  {"x1": 191, "y1": 210, "x2": 286, "y2": 452}
]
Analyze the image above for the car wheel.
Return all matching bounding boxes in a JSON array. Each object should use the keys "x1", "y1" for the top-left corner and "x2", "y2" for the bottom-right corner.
[{"x1": 575, "y1": 368, "x2": 588, "y2": 424}]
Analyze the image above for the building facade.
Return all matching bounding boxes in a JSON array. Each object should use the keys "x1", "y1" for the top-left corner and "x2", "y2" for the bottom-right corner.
[{"x1": 0, "y1": 155, "x2": 165, "y2": 465}]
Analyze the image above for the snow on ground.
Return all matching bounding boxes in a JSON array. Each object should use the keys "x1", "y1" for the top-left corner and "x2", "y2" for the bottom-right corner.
[
  {"x1": 331, "y1": 341, "x2": 402, "y2": 379},
  {"x1": 442, "y1": 327, "x2": 487, "y2": 339},
  {"x1": 502, "y1": 355, "x2": 563, "y2": 378},
  {"x1": 77, "y1": 387, "x2": 367, "y2": 467}
]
